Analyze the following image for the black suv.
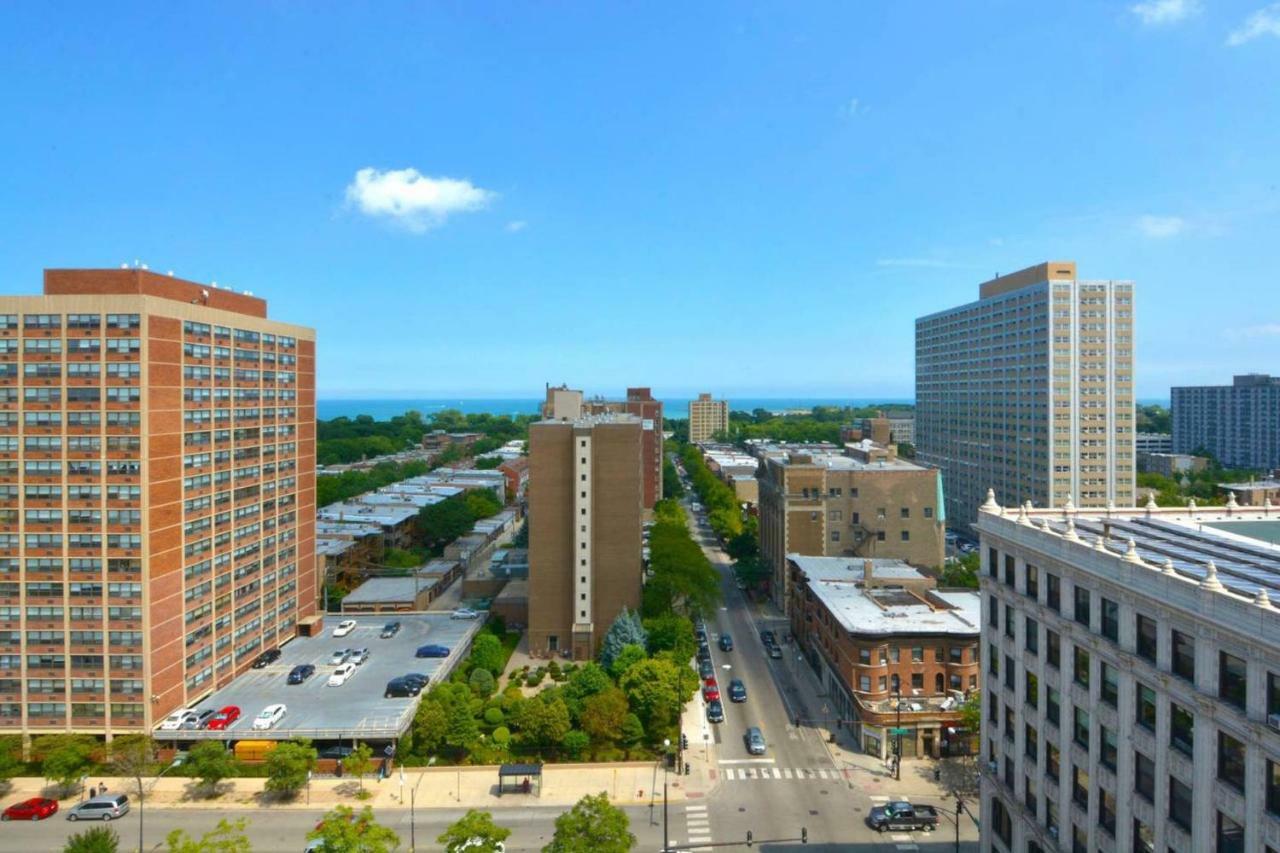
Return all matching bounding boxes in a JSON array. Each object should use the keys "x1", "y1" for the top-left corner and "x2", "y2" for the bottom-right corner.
[
  {"x1": 384, "y1": 677, "x2": 422, "y2": 698},
  {"x1": 287, "y1": 664, "x2": 315, "y2": 684},
  {"x1": 760, "y1": 629, "x2": 776, "y2": 646},
  {"x1": 251, "y1": 648, "x2": 281, "y2": 669},
  {"x1": 718, "y1": 633, "x2": 733, "y2": 652},
  {"x1": 728, "y1": 678, "x2": 747, "y2": 703}
]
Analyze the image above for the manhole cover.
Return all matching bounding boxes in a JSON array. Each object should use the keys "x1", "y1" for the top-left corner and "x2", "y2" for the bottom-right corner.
[
  {"x1": 808, "y1": 809, "x2": 819, "y2": 816},
  {"x1": 819, "y1": 789, "x2": 829, "y2": 795}
]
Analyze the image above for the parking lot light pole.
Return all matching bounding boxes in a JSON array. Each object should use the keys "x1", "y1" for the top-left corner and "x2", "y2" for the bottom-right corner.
[{"x1": 140, "y1": 755, "x2": 183, "y2": 853}]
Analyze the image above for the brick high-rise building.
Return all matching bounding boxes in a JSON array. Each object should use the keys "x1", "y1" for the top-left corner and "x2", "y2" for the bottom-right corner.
[
  {"x1": 915, "y1": 261, "x2": 1135, "y2": 531},
  {"x1": 527, "y1": 414, "x2": 643, "y2": 660},
  {"x1": 542, "y1": 384, "x2": 663, "y2": 509},
  {"x1": 0, "y1": 268, "x2": 316, "y2": 739},
  {"x1": 688, "y1": 392, "x2": 729, "y2": 444}
]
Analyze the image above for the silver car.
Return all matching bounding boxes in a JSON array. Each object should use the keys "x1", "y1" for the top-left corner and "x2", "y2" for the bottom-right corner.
[
  {"x1": 744, "y1": 727, "x2": 766, "y2": 755},
  {"x1": 66, "y1": 794, "x2": 130, "y2": 822}
]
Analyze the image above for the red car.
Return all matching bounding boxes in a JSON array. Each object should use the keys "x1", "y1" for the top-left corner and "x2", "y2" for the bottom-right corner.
[
  {"x1": 702, "y1": 683, "x2": 720, "y2": 702},
  {"x1": 205, "y1": 705, "x2": 241, "y2": 731},
  {"x1": 2, "y1": 798, "x2": 59, "y2": 821},
  {"x1": 704, "y1": 675, "x2": 718, "y2": 688}
]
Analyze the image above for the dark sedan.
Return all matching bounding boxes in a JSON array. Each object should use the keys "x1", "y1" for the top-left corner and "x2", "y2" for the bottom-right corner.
[
  {"x1": 286, "y1": 664, "x2": 316, "y2": 684},
  {"x1": 250, "y1": 648, "x2": 281, "y2": 669},
  {"x1": 415, "y1": 644, "x2": 451, "y2": 658},
  {"x1": 728, "y1": 678, "x2": 747, "y2": 703}
]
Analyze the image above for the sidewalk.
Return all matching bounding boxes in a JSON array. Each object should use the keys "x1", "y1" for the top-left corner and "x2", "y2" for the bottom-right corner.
[{"x1": 3, "y1": 763, "x2": 688, "y2": 812}]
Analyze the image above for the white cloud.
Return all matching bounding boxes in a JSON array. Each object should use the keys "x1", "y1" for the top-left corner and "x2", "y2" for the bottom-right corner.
[
  {"x1": 1226, "y1": 322, "x2": 1280, "y2": 339},
  {"x1": 344, "y1": 167, "x2": 495, "y2": 232},
  {"x1": 1136, "y1": 214, "x2": 1187, "y2": 238},
  {"x1": 1227, "y1": 3, "x2": 1280, "y2": 45},
  {"x1": 1130, "y1": 0, "x2": 1200, "y2": 25},
  {"x1": 505, "y1": 220, "x2": 527, "y2": 233}
]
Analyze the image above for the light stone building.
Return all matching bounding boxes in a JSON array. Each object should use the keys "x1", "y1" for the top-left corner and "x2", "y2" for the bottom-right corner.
[
  {"x1": 977, "y1": 491, "x2": 1280, "y2": 853},
  {"x1": 689, "y1": 392, "x2": 730, "y2": 444},
  {"x1": 915, "y1": 262, "x2": 1136, "y2": 531}
]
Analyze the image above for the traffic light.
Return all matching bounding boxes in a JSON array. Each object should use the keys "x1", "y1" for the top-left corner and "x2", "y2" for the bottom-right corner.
[
  {"x1": 680, "y1": 734, "x2": 689, "y2": 750},
  {"x1": 746, "y1": 830, "x2": 753, "y2": 847},
  {"x1": 801, "y1": 827, "x2": 808, "y2": 844},
  {"x1": 684, "y1": 762, "x2": 690, "y2": 775}
]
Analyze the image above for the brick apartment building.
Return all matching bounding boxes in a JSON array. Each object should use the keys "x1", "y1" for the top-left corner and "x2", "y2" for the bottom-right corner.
[
  {"x1": 758, "y1": 440, "x2": 945, "y2": 613},
  {"x1": 0, "y1": 268, "x2": 316, "y2": 739},
  {"x1": 527, "y1": 414, "x2": 643, "y2": 659},
  {"x1": 787, "y1": 555, "x2": 980, "y2": 760}
]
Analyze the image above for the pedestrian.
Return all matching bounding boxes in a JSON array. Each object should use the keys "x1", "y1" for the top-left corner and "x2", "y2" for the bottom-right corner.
[
  {"x1": 88, "y1": 785, "x2": 97, "y2": 798},
  {"x1": 98, "y1": 781, "x2": 107, "y2": 794}
]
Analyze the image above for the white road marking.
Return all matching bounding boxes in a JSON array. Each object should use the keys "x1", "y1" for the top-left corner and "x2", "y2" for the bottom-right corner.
[
  {"x1": 782, "y1": 768, "x2": 793, "y2": 779},
  {"x1": 685, "y1": 804, "x2": 708, "y2": 812},
  {"x1": 891, "y1": 835, "x2": 911, "y2": 842},
  {"x1": 718, "y1": 758, "x2": 776, "y2": 764},
  {"x1": 870, "y1": 795, "x2": 890, "y2": 802}
]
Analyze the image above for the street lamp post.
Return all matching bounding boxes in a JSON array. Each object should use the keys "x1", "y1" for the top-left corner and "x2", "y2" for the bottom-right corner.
[
  {"x1": 662, "y1": 737, "x2": 671, "y2": 853},
  {"x1": 894, "y1": 686, "x2": 902, "y2": 781},
  {"x1": 139, "y1": 755, "x2": 183, "y2": 853}
]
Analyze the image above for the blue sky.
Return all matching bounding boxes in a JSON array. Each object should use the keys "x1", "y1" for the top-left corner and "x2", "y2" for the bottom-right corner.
[{"x1": 1, "y1": 1, "x2": 1278, "y2": 400}]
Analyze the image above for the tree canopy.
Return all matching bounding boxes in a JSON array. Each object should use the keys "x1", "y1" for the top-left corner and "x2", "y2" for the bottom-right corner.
[
  {"x1": 308, "y1": 806, "x2": 400, "y2": 853},
  {"x1": 545, "y1": 792, "x2": 636, "y2": 853},
  {"x1": 438, "y1": 810, "x2": 511, "y2": 853},
  {"x1": 165, "y1": 818, "x2": 252, "y2": 853},
  {"x1": 263, "y1": 740, "x2": 316, "y2": 798},
  {"x1": 599, "y1": 608, "x2": 648, "y2": 669}
]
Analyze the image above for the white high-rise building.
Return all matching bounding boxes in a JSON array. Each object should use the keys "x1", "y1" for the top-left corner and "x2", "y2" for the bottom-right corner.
[{"x1": 915, "y1": 262, "x2": 1135, "y2": 530}]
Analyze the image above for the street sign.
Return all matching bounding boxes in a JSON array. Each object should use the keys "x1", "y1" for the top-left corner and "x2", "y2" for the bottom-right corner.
[{"x1": 888, "y1": 727, "x2": 910, "y2": 735}]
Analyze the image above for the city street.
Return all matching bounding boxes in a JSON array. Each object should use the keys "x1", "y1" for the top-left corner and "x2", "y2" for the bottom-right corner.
[{"x1": 674, "y1": 481, "x2": 980, "y2": 852}]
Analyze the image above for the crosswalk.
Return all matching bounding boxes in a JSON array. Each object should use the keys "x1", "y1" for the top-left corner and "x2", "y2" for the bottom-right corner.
[
  {"x1": 681, "y1": 803, "x2": 712, "y2": 852},
  {"x1": 717, "y1": 766, "x2": 845, "y2": 781}
]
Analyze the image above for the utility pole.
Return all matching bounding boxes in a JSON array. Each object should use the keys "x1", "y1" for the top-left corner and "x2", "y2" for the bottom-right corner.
[{"x1": 894, "y1": 686, "x2": 903, "y2": 780}]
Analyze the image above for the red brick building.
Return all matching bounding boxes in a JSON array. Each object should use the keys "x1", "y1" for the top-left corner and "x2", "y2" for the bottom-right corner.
[
  {"x1": 0, "y1": 268, "x2": 316, "y2": 739},
  {"x1": 787, "y1": 555, "x2": 979, "y2": 759}
]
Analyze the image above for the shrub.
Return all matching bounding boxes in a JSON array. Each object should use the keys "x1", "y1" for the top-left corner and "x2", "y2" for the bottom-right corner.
[
  {"x1": 483, "y1": 707, "x2": 505, "y2": 726},
  {"x1": 469, "y1": 668, "x2": 496, "y2": 698},
  {"x1": 492, "y1": 727, "x2": 511, "y2": 746},
  {"x1": 561, "y1": 730, "x2": 590, "y2": 758},
  {"x1": 526, "y1": 672, "x2": 544, "y2": 687}
]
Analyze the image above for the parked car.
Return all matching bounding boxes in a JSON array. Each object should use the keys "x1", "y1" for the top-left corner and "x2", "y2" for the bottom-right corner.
[
  {"x1": 718, "y1": 633, "x2": 733, "y2": 652},
  {"x1": 704, "y1": 675, "x2": 718, "y2": 688},
  {"x1": 744, "y1": 727, "x2": 767, "y2": 755},
  {"x1": 205, "y1": 705, "x2": 241, "y2": 731},
  {"x1": 706, "y1": 700, "x2": 724, "y2": 724},
  {"x1": 402, "y1": 672, "x2": 430, "y2": 689},
  {"x1": 349, "y1": 648, "x2": 370, "y2": 666},
  {"x1": 760, "y1": 629, "x2": 776, "y2": 646},
  {"x1": 697, "y1": 644, "x2": 711, "y2": 663},
  {"x1": 251, "y1": 704, "x2": 287, "y2": 730},
  {"x1": 333, "y1": 619, "x2": 358, "y2": 637},
  {"x1": 702, "y1": 682, "x2": 720, "y2": 702},
  {"x1": 191, "y1": 709, "x2": 217, "y2": 729},
  {"x1": 379, "y1": 621, "x2": 401, "y2": 639},
  {"x1": 2, "y1": 797, "x2": 58, "y2": 821},
  {"x1": 329, "y1": 649, "x2": 352, "y2": 666},
  {"x1": 867, "y1": 801, "x2": 940, "y2": 832},
  {"x1": 250, "y1": 648, "x2": 281, "y2": 669},
  {"x1": 698, "y1": 659, "x2": 714, "y2": 680},
  {"x1": 384, "y1": 677, "x2": 422, "y2": 698},
  {"x1": 767, "y1": 644, "x2": 782, "y2": 660},
  {"x1": 451, "y1": 608, "x2": 480, "y2": 620},
  {"x1": 415, "y1": 644, "x2": 450, "y2": 658},
  {"x1": 66, "y1": 795, "x2": 130, "y2": 822},
  {"x1": 694, "y1": 627, "x2": 708, "y2": 645},
  {"x1": 728, "y1": 678, "x2": 747, "y2": 703},
  {"x1": 159, "y1": 708, "x2": 198, "y2": 731},
  {"x1": 328, "y1": 662, "x2": 357, "y2": 686},
  {"x1": 287, "y1": 664, "x2": 316, "y2": 685}
]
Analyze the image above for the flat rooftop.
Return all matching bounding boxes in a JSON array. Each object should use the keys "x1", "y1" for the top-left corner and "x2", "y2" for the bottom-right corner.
[
  {"x1": 342, "y1": 577, "x2": 439, "y2": 605},
  {"x1": 774, "y1": 449, "x2": 926, "y2": 472},
  {"x1": 170, "y1": 614, "x2": 482, "y2": 742}
]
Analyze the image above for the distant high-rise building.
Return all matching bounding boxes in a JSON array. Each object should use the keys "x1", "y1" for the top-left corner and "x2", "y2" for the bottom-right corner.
[
  {"x1": 527, "y1": 414, "x2": 643, "y2": 659},
  {"x1": 1172, "y1": 374, "x2": 1280, "y2": 470},
  {"x1": 541, "y1": 384, "x2": 662, "y2": 508},
  {"x1": 0, "y1": 268, "x2": 316, "y2": 737},
  {"x1": 1134, "y1": 432, "x2": 1173, "y2": 454},
  {"x1": 915, "y1": 261, "x2": 1135, "y2": 529},
  {"x1": 688, "y1": 392, "x2": 729, "y2": 443}
]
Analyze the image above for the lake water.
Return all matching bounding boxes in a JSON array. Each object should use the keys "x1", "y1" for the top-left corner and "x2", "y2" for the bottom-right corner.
[{"x1": 316, "y1": 397, "x2": 915, "y2": 421}]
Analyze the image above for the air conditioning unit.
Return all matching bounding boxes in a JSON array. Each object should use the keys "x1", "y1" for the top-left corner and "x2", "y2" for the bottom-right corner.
[{"x1": 1268, "y1": 713, "x2": 1280, "y2": 732}]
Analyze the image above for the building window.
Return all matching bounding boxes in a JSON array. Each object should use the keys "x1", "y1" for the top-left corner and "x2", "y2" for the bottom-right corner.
[
  {"x1": 859, "y1": 648, "x2": 871, "y2": 665},
  {"x1": 1100, "y1": 597, "x2": 1118, "y2": 642},
  {"x1": 1136, "y1": 682, "x2": 1156, "y2": 730},
  {"x1": 830, "y1": 531, "x2": 840, "y2": 542},
  {"x1": 912, "y1": 673, "x2": 924, "y2": 690},
  {"x1": 1101, "y1": 662, "x2": 1118, "y2": 706},
  {"x1": 1217, "y1": 812, "x2": 1245, "y2": 853},
  {"x1": 1025, "y1": 564, "x2": 1039, "y2": 599},
  {"x1": 1024, "y1": 723, "x2": 1038, "y2": 763},
  {"x1": 1169, "y1": 776, "x2": 1192, "y2": 831},
  {"x1": 1100, "y1": 726, "x2": 1117, "y2": 771},
  {"x1": 1025, "y1": 617, "x2": 1038, "y2": 654},
  {"x1": 1073, "y1": 646, "x2": 1090, "y2": 688},
  {"x1": 1170, "y1": 701, "x2": 1194, "y2": 755},
  {"x1": 1073, "y1": 586, "x2": 1090, "y2": 627},
  {"x1": 1004, "y1": 554, "x2": 1015, "y2": 587},
  {"x1": 912, "y1": 646, "x2": 923, "y2": 662},
  {"x1": 1046, "y1": 742, "x2": 1060, "y2": 780},
  {"x1": 1217, "y1": 731, "x2": 1246, "y2": 791},
  {"x1": 1046, "y1": 630, "x2": 1060, "y2": 668},
  {"x1": 1135, "y1": 751, "x2": 1155, "y2": 801},
  {"x1": 1047, "y1": 687, "x2": 1061, "y2": 727},
  {"x1": 900, "y1": 530, "x2": 909, "y2": 542},
  {"x1": 1046, "y1": 572, "x2": 1060, "y2": 611},
  {"x1": 1268, "y1": 759, "x2": 1280, "y2": 815},
  {"x1": 1025, "y1": 671, "x2": 1039, "y2": 708},
  {"x1": 988, "y1": 595, "x2": 999, "y2": 628},
  {"x1": 1073, "y1": 707, "x2": 1090, "y2": 749},
  {"x1": 1219, "y1": 651, "x2": 1247, "y2": 711},
  {"x1": 924, "y1": 507, "x2": 933, "y2": 519},
  {"x1": 988, "y1": 547, "x2": 998, "y2": 579},
  {"x1": 1136, "y1": 614, "x2": 1157, "y2": 663},
  {"x1": 876, "y1": 530, "x2": 885, "y2": 542},
  {"x1": 1171, "y1": 630, "x2": 1195, "y2": 682},
  {"x1": 990, "y1": 797, "x2": 1012, "y2": 846},
  {"x1": 859, "y1": 675, "x2": 871, "y2": 692},
  {"x1": 889, "y1": 646, "x2": 899, "y2": 663},
  {"x1": 1004, "y1": 605, "x2": 1014, "y2": 639},
  {"x1": 900, "y1": 507, "x2": 910, "y2": 519},
  {"x1": 1072, "y1": 765, "x2": 1089, "y2": 809},
  {"x1": 933, "y1": 646, "x2": 943, "y2": 662},
  {"x1": 1099, "y1": 789, "x2": 1116, "y2": 835}
]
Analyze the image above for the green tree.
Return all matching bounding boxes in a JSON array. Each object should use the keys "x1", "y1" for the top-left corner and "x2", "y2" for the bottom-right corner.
[
  {"x1": 165, "y1": 818, "x2": 252, "y2": 853},
  {"x1": 308, "y1": 805, "x2": 400, "y2": 853},
  {"x1": 444, "y1": 700, "x2": 481, "y2": 756},
  {"x1": 580, "y1": 687, "x2": 629, "y2": 746},
  {"x1": 545, "y1": 792, "x2": 635, "y2": 852},
  {"x1": 63, "y1": 826, "x2": 119, "y2": 853},
  {"x1": 958, "y1": 690, "x2": 981, "y2": 735},
  {"x1": 411, "y1": 696, "x2": 448, "y2": 756},
  {"x1": 598, "y1": 609, "x2": 647, "y2": 669},
  {"x1": 618, "y1": 658, "x2": 686, "y2": 736},
  {"x1": 0, "y1": 735, "x2": 22, "y2": 786},
  {"x1": 34, "y1": 734, "x2": 97, "y2": 794},
  {"x1": 513, "y1": 696, "x2": 572, "y2": 748},
  {"x1": 733, "y1": 555, "x2": 770, "y2": 590},
  {"x1": 347, "y1": 743, "x2": 375, "y2": 794},
  {"x1": 418, "y1": 495, "x2": 475, "y2": 553},
  {"x1": 608, "y1": 643, "x2": 647, "y2": 681},
  {"x1": 465, "y1": 488, "x2": 503, "y2": 519},
  {"x1": 109, "y1": 733, "x2": 157, "y2": 807},
  {"x1": 642, "y1": 614, "x2": 695, "y2": 662},
  {"x1": 263, "y1": 740, "x2": 317, "y2": 798},
  {"x1": 438, "y1": 809, "x2": 511, "y2": 853},
  {"x1": 562, "y1": 662, "x2": 612, "y2": 720},
  {"x1": 561, "y1": 729, "x2": 590, "y2": 758},
  {"x1": 469, "y1": 667, "x2": 497, "y2": 698},
  {"x1": 469, "y1": 633, "x2": 507, "y2": 677},
  {"x1": 184, "y1": 741, "x2": 238, "y2": 796},
  {"x1": 619, "y1": 714, "x2": 645, "y2": 748},
  {"x1": 939, "y1": 551, "x2": 980, "y2": 589}
]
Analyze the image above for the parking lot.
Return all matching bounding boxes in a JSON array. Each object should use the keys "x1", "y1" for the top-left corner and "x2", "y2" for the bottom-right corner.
[{"x1": 165, "y1": 613, "x2": 483, "y2": 742}]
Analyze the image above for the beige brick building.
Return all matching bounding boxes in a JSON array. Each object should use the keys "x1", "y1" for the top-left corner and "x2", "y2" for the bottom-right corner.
[
  {"x1": 688, "y1": 393, "x2": 729, "y2": 443},
  {"x1": 915, "y1": 262, "x2": 1135, "y2": 531},
  {"x1": 527, "y1": 415, "x2": 643, "y2": 659},
  {"x1": 758, "y1": 441, "x2": 945, "y2": 613},
  {"x1": 0, "y1": 269, "x2": 316, "y2": 738}
]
